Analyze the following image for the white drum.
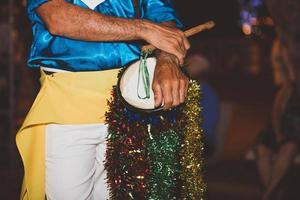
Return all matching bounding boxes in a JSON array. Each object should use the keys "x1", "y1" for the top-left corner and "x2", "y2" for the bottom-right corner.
[{"x1": 118, "y1": 57, "x2": 163, "y2": 112}]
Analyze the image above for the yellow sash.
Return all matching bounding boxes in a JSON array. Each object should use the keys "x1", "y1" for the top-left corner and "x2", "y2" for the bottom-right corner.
[{"x1": 16, "y1": 69, "x2": 119, "y2": 200}]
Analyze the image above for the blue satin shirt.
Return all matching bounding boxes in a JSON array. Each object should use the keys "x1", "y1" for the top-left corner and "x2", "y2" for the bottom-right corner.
[{"x1": 27, "y1": 0, "x2": 182, "y2": 71}]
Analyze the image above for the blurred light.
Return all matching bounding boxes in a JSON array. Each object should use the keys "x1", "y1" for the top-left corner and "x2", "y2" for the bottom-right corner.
[
  {"x1": 239, "y1": 0, "x2": 273, "y2": 36},
  {"x1": 251, "y1": 0, "x2": 263, "y2": 7},
  {"x1": 242, "y1": 23, "x2": 252, "y2": 35}
]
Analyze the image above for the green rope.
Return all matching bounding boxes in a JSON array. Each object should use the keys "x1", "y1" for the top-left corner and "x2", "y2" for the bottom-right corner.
[{"x1": 137, "y1": 51, "x2": 151, "y2": 99}]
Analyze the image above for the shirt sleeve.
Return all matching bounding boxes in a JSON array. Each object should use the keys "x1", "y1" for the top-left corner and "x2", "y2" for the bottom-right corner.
[
  {"x1": 27, "y1": 0, "x2": 49, "y2": 23},
  {"x1": 142, "y1": 0, "x2": 183, "y2": 28}
]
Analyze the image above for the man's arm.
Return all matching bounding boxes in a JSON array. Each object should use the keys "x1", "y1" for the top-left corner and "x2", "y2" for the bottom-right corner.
[{"x1": 36, "y1": 0, "x2": 189, "y2": 63}]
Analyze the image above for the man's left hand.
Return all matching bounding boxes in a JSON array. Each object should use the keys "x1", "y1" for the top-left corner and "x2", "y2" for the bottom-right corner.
[{"x1": 152, "y1": 51, "x2": 189, "y2": 110}]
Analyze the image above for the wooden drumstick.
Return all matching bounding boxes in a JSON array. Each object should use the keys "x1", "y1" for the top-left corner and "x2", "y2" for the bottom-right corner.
[{"x1": 141, "y1": 20, "x2": 215, "y2": 53}]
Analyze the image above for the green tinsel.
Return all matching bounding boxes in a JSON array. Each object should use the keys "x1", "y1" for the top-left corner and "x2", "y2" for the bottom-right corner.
[
  {"x1": 146, "y1": 128, "x2": 181, "y2": 200},
  {"x1": 105, "y1": 74, "x2": 206, "y2": 199}
]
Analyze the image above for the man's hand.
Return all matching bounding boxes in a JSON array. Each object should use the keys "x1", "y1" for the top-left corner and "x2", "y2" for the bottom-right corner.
[
  {"x1": 141, "y1": 21, "x2": 190, "y2": 64},
  {"x1": 152, "y1": 51, "x2": 189, "y2": 110}
]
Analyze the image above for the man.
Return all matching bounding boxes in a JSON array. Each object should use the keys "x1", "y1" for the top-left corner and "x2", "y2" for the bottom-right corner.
[{"x1": 16, "y1": 0, "x2": 190, "y2": 199}]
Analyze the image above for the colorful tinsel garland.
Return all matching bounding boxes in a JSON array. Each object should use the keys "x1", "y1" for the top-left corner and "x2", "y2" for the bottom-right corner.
[{"x1": 105, "y1": 79, "x2": 206, "y2": 200}]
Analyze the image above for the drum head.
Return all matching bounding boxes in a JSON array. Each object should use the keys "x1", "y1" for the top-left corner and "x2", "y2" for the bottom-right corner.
[{"x1": 117, "y1": 57, "x2": 163, "y2": 113}]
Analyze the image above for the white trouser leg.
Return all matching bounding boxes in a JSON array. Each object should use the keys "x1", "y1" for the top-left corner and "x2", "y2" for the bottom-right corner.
[{"x1": 45, "y1": 123, "x2": 109, "y2": 200}]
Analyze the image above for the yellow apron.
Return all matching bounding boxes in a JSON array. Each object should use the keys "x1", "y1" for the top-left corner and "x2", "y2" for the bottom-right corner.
[{"x1": 16, "y1": 69, "x2": 119, "y2": 200}]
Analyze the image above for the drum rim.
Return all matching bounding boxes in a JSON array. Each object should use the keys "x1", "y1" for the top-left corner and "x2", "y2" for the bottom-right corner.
[{"x1": 116, "y1": 58, "x2": 164, "y2": 113}]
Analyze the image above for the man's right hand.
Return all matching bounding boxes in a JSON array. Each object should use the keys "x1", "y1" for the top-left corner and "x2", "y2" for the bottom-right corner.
[{"x1": 140, "y1": 21, "x2": 190, "y2": 65}]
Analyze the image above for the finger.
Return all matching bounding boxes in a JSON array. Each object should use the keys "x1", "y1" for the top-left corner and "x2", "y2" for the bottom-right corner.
[
  {"x1": 173, "y1": 31, "x2": 188, "y2": 56},
  {"x1": 174, "y1": 34, "x2": 187, "y2": 57},
  {"x1": 179, "y1": 43, "x2": 186, "y2": 59},
  {"x1": 167, "y1": 37, "x2": 185, "y2": 64},
  {"x1": 179, "y1": 78, "x2": 186, "y2": 103},
  {"x1": 176, "y1": 36, "x2": 187, "y2": 57},
  {"x1": 178, "y1": 56, "x2": 184, "y2": 66},
  {"x1": 152, "y1": 82, "x2": 163, "y2": 108},
  {"x1": 171, "y1": 47, "x2": 184, "y2": 66},
  {"x1": 172, "y1": 81, "x2": 180, "y2": 107},
  {"x1": 161, "y1": 84, "x2": 173, "y2": 110},
  {"x1": 172, "y1": 47, "x2": 185, "y2": 65},
  {"x1": 182, "y1": 35, "x2": 191, "y2": 50},
  {"x1": 184, "y1": 78, "x2": 189, "y2": 100}
]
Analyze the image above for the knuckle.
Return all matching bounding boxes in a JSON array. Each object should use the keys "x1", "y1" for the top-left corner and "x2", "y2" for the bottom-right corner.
[
  {"x1": 152, "y1": 83, "x2": 158, "y2": 90},
  {"x1": 173, "y1": 40, "x2": 180, "y2": 48},
  {"x1": 172, "y1": 79, "x2": 179, "y2": 86},
  {"x1": 162, "y1": 81, "x2": 171, "y2": 89},
  {"x1": 152, "y1": 84, "x2": 159, "y2": 92},
  {"x1": 153, "y1": 90, "x2": 160, "y2": 95}
]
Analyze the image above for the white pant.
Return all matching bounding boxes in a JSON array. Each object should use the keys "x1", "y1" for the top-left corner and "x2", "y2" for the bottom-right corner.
[{"x1": 45, "y1": 123, "x2": 109, "y2": 200}]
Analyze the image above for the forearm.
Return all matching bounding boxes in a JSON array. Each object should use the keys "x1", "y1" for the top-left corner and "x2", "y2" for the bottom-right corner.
[
  {"x1": 37, "y1": 0, "x2": 147, "y2": 42},
  {"x1": 37, "y1": 0, "x2": 188, "y2": 62}
]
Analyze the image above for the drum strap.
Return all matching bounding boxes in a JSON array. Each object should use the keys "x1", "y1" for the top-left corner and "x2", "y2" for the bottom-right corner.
[
  {"x1": 137, "y1": 51, "x2": 151, "y2": 99},
  {"x1": 131, "y1": 0, "x2": 151, "y2": 100}
]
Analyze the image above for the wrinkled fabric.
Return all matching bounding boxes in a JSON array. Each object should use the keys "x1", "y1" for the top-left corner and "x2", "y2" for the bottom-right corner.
[
  {"x1": 16, "y1": 69, "x2": 119, "y2": 200},
  {"x1": 26, "y1": 0, "x2": 182, "y2": 71}
]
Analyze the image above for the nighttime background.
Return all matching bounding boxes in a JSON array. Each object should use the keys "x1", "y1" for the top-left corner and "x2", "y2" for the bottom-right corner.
[{"x1": 0, "y1": 0, "x2": 300, "y2": 199}]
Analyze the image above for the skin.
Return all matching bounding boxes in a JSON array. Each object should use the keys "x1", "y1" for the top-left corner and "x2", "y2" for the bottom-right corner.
[
  {"x1": 153, "y1": 51, "x2": 189, "y2": 109},
  {"x1": 272, "y1": 84, "x2": 293, "y2": 141},
  {"x1": 271, "y1": 40, "x2": 295, "y2": 140},
  {"x1": 256, "y1": 145, "x2": 272, "y2": 188},
  {"x1": 256, "y1": 142, "x2": 297, "y2": 200},
  {"x1": 36, "y1": 0, "x2": 190, "y2": 109},
  {"x1": 256, "y1": 40, "x2": 298, "y2": 200}
]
